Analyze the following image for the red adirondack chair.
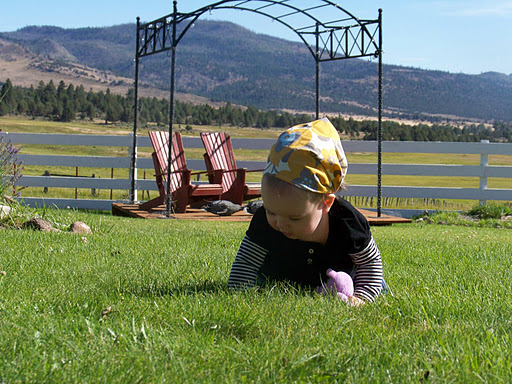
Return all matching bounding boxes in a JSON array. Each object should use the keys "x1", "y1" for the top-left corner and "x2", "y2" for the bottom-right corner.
[
  {"x1": 200, "y1": 132, "x2": 262, "y2": 205},
  {"x1": 140, "y1": 131, "x2": 223, "y2": 213}
]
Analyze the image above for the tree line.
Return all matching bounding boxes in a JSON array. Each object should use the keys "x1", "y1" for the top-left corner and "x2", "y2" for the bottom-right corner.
[{"x1": 1, "y1": 79, "x2": 512, "y2": 143}]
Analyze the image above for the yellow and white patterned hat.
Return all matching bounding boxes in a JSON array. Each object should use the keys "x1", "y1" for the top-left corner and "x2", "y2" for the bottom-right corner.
[{"x1": 264, "y1": 117, "x2": 348, "y2": 194}]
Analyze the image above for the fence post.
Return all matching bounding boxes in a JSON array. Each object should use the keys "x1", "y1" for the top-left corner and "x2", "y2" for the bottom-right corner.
[
  {"x1": 43, "y1": 170, "x2": 50, "y2": 193},
  {"x1": 110, "y1": 168, "x2": 114, "y2": 200},
  {"x1": 479, "y1": 139, "x2": 489, "y2": 206},
  {"x1": 129, "y1": 141, "x2": 138, "y2": 202},
  {"x1": 75, "y1": 166, "x2": 79, "y2": 199},
  {"x1": 91, "y1": 174, "x2": 97, "y2": 196}
]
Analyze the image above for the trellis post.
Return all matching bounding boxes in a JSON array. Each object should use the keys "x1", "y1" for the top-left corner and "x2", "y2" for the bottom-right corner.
[
  {"x1": 129, "y1": 17, "x2": 141, "y2": 203},
  {"x1": 165, "y1": 0, "x2": 178, "y2": 217}
]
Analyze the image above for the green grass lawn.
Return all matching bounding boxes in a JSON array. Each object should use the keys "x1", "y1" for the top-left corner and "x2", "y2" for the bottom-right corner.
[{"x1": 1, "y1": 208, "x2": 511, "y2": 383}]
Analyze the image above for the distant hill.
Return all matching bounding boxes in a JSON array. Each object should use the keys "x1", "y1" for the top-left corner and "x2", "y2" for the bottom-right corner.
[{"x1": 1, "y1": 20, "x2": 512, "y2": 122}]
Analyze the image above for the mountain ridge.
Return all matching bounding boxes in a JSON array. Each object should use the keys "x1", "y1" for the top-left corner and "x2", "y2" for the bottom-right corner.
[{"x1": 1, "y1": 20, "x2": 512, "y2": 122}]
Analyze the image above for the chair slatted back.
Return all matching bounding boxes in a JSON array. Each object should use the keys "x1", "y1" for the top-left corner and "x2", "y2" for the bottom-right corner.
[
  {"x1": 200, "y1": 132, "x2": 237, "y2": 192},
  {"x1": 149, "y1": 131, "x2": 187, "y2": 191}
]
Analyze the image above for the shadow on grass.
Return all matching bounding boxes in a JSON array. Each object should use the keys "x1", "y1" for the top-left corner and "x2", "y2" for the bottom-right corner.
[
  {"x1": 120, "y1": 280, "x2": 229, "y2": 298},
  {"x1": 118, "y1": 277, "x2": 319, "y2": 300}
]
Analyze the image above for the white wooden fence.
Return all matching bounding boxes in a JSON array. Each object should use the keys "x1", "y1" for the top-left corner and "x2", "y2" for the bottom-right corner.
[{"x1": 4, "y1": 132, "x2": 512, "y2": 212}]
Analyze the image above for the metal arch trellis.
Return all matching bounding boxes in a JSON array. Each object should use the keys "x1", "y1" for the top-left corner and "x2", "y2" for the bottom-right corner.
[{"x1": 130, "y1": 0, "x2": 383, "y2": 217}]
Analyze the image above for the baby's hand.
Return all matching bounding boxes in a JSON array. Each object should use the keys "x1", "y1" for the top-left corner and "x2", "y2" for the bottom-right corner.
[{"x1": 347, "y1": 296, "x2": 365, "y2": 307}]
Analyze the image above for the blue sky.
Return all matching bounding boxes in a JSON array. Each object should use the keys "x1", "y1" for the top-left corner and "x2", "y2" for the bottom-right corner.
[{"x1": 1, "y1": 0, "x2": 511, "y2": 75}]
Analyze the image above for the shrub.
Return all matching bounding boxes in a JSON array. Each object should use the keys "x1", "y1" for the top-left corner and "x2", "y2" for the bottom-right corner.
[
  {"x1": 0, "y1": 130, "x2": 24, "y2": 200},
  {"x1": 465, "y1": 202, "x2": 512, "y2": 219}
]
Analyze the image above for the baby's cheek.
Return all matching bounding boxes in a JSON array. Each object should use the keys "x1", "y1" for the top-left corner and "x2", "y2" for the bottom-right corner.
[{"x1": 267, "y1": 217, "x2": 278, "y2": 231}]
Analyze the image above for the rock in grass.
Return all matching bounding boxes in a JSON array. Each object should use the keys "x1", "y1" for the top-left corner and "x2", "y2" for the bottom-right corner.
[
  {"x1": 22, "y1": 218, "x2": 58, "y2": 232},
  {"x1": 202, "y1": 200, "x2": 242, "y2": 216},
  {"x1": 244, "y1": 200, "x2": 264, "y2": 214},
  {"x1": 69, "y1": 221, "x2": 91, "y2": 234}
]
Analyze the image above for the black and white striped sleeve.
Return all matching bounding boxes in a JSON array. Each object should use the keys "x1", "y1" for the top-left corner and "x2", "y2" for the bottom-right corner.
[
  {"x1": 350, "y1": 236, "x2": 383, "y2": 302},
  {"x1": 228, "y1": 235, "x2": 268, "y2": 289}
]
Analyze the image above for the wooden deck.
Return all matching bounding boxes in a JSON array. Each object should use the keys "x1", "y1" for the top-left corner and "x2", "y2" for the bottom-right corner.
[{"x1": 112, "y1": 203, "x2": 411, "y2": 225}]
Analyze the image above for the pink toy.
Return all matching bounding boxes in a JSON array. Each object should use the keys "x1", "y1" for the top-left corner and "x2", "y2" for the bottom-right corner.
[{"x1": 317, "y1": 268, "x2": 354, "y2": 302}]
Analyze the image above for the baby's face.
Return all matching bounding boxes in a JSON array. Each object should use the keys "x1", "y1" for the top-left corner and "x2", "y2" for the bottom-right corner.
[{"x1": 262, "y1": 177, "x2": 328, "y2": 243}]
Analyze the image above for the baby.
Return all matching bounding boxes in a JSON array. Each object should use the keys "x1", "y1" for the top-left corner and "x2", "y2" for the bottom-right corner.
[{"x1": 228, "y1": 118, "x2": 383, "y2": 304}]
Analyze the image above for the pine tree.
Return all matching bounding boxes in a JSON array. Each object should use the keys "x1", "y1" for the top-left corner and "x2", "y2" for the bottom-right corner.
[
  {"x1": 0, "y1": 79, "x2": 15, "y2": 115},
  {"x1": 61, "y1": 100, "x2": 76, "y2": 122}
]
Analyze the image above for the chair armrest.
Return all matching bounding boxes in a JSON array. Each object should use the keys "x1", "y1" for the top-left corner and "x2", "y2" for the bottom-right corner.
[
  {"x1": 220, "y1": 168, "x2": 263, "y2": 173},
  {"x1": 190, "y1": 170, "x2": 212, "y2": 176},
  {"x1": 154, "y1": 169, "x2": 193, "y2": 177}
]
